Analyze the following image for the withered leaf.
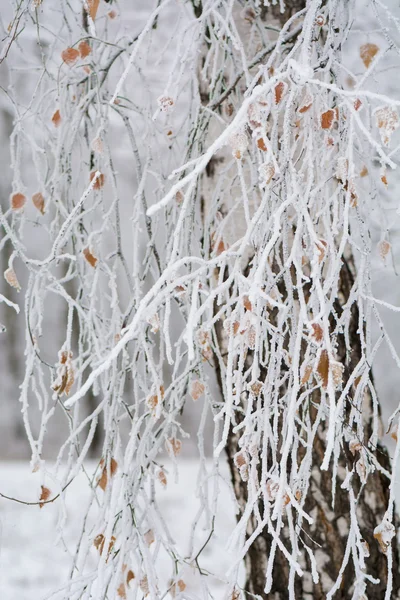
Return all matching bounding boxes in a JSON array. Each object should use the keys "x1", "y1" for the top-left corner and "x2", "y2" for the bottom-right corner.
[
  {"x1": 78, "y1": 40, "x2": 91, "y2": 58},
  {"x1": 127, "y1": 570, "x2": 135, "y2": 585},
  {"x1": 11, "y1": 193, "x2": 26, "y2": 212},
  {"x1": 274, "y1": 82, "x2": 285, "y2": 105},
  {"x1": 87, "y1": 0, "x2": 100, "y2": 20},
  {"x1": 52, "y1": 109, "x2": 61, "y2": 127},
  {"x1": 321, "y1": 109, "x2": 335, "y2": 130},
  {"x1": 32, "y1": 192, "x2": 45, "y2": 215},
  {"x1": 83, "y1": 246, "x2": 98, "y2": 268},
  {"x1": 190, "y1": 379, "x2": 205, "y2": 401},
  {"x1": 257, "y1": 138, "x2": 267, "y2": 151},
  {"x1": 360, "y1": 43, "x2": 379, "y2": 68},
  {"x1": 39, "y1": 485, "x2": 51, "y2": 508},
  {"x1": 317, "y1": 350, "x2": 329, "y2": 389},
  {"x1": 61, "y1": 47, "x2": 80, "y2": 65},
  {"x1": 4, "y1": 267, "x2": 21, "y2": 291},
  {"x1": 90, "y1": 171, "x2": 105, "y2": 189},
  {"x1": 98, "y1": 457, "x2": 118, "y2": 491},
  {"x1": 378, "y1": 240, "x2": 391, "y2": 259}
]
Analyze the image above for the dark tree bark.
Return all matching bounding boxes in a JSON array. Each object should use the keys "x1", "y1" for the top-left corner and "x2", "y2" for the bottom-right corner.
[
  {"x1": 196, "y1": 1, "x2": 400, "y2": 596},
  {"x1": 219, "y1": 253, "x2": 400, "y2": 598}
]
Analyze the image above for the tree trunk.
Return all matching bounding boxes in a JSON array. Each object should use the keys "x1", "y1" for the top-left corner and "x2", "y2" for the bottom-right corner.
[
  {"x1": 200, "y1": 1, "x2": 400, "y2": 596},
  {"x1": 219, "y1": 252, "x2": 400, "y2": 598}
]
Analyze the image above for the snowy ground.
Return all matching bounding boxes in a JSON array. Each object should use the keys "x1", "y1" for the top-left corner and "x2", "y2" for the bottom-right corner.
[
  {"x1": 0, "y1": 460, "x2": 240, "y2": 600},
  {"x1": 0, "y1": 458, "x2": 399, "y2": 600},
  {"x1": 0, "y1": 458, "x2": 399, "y2": 599}
]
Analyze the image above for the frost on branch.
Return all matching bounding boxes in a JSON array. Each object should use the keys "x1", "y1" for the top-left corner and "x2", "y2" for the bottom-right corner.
[{"x1": 2, "y1": 0, "x2": 400, "y2": 599}]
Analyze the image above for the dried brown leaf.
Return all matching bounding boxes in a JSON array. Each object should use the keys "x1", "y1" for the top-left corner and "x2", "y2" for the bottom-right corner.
[
  {"x1": 52, "y1": 109, "x2": 61, "y2": 127},
  {"x1": 90, "y1": 171, "x2": 105, "y2": 189},
  {"x1": 317, "y1": 350, "x2": 329, "y2": 389},
  {"x1": 274, "y1": 82, "x2": 285, "y2": 104},
  {"x1": 83, "y1": 246, "x2": 98, "y2": 268},
  {"x1": 311, "y1": 323, "x2": 323, "y2": 342},
  {"x1": 39, "y1": 485, "x2": 51, "y2": 508},
  {"x1": 378, "y1": 240, "x2": 391, "y2": 259},
  {"x1": 127, "y1": 570, "x2": 135, "y2": 585},
  {"x1": 360, "y1": 43, "x2": 379, "y2": 68},
  {"x1": 321, "y1": 109, "x2": 335, "y2": 130},
  {"x1": 4, "y1": 267, "x2": 21, "y2": 291},
  {"x1": 11, "y1": 193, "x2": 26, "y2": 212},
  {"x1": 166, "y1": 438, "x2": 181, "y2": 457},
  {"x1": 79, "y1": 40, "x2": 91, "y2": 58},
  {"x1": 190, "y1": 379, "x2": 205, "y2": 401},
  {"x1": 32, "y1": 192, "x2": 45, "y2": 215},
  {"x1": 98, "y1": 457, "x2": 118, "y2": 491},
  {"x1": 61, "y1": 47, "x2": 80, "y2": 65},
  {"x1": 257, "y1": 138, "x2": 267, "y2": 151},
  {"x1": 87, "y1": 0, "x2": 100, "y2": 20}
]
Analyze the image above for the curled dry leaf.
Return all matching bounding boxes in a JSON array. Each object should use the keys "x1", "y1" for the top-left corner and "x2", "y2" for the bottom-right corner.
[
  {"x1": 311, "y1": 323, "x2": 323, "y2": 343},
  {"x1": 32, "y1": 192, "x2": 45, "y2": 214},
  {"x1": 91, "y1": 136, "x2": 103, "y2": 154},
  {"x1": 52, "y1": 109, "x2": 61, "y2": 127},
  {"x1": 274, "y1": 81, "x2": 285, "y2": 104},
  {"x1": 317, "y1": 350, "x2": 329, "y2": 389},
  {"x1": 39, "y1": 485, "x2": 51, "y2": 508},
  {"x1": 166, "y1": 437, "x2": 181, "y2": 457},
  {"x1": 157, "y1": 95, "x2": 174, "y2": 112},
  {"x1": 229, "y1": 130, "x2": 248, "y2": 158},
  {"x1": 190, "y1": 379, "x2": 205, "y2": 401},
  {"x1": 170, "y1": 579, "x2": 186, "y2": 597},
  {"x1": 265, "y1": 479, "x2": 279, "y2": 501},
  {"x1": 78, "y1": 40, "x2": 91, "y2": 58},
  {"x1": 250, "y1": 380, "x2": 263, "y2": 396},
  {"x1": 157, "y1": 468, "x2": 167, "y2": 487},
  {"x1": 11, "y1": 192, "x2": 26, "y2": 212},
  {"x1": 375, "y1": 106, "x2": 399, "y2": 146},
  {"x1": 243, "y1": 295, "x2": 252, "y2": 311},
  {"x1": 331, "y1": 361, "x2": 343, "y2": 388},
  {"x1": 378, "y1": 240, "x2": 391, "y2": 260},
  {"x1": 257, "y1": 137, "x2": 267, "y2": 151},
  {"x1": 321, "y1": 109, "x2": 335, "y2": 130},
  {"x1": 301, "y1": 364, "x2": 313, "y2": 385},
  {"x1": 349, "y1": 439, "x2": 362, "y2": 455},
  {"x1": 93, "y1": 533, "x2": 116, "y2": 557},
  {"x1": 4, "y1": 267, "x2": 21, "y2": 291},
  {"x1": 360, "y1": 43, "x2": 379, "y2": 68},
  {"x1": 90, "y1": 171, "x2": 105, "y2": 189},
  {"x1": 259, "y1": 162, "x2": 275, "y2": 185},
  {"x1": 87, "y1": 0, "x2": 100, "y2": 20},
  {"x1": 52, "y1": 350, "x2": 75, "y2": 396},
  {"x1": 98, "y1": 457, "x2": 118, "y2": 491},
  {"x1": 147, "y1": 313, "x2": 160, "y2": 333},
  {"x1": 374, "y1": 518, "x2": 395, "y2": 555},
  {"x1": 83, "y1": 246, "x2": 98, "y2": 268},
  {"x1": 140, "y1": 576, "x2": 150, "y2": 597},
  {"x1": 127, "y1": 570, "x2": 135, "y2": 585},
  {"x1": 61, "y1": 47, "x2": 80, "y2": 65},
  {"x1": 232, "y1": 587, "x2": 241, "y2": 600},
  {"x1": 144, "y1": 529, "x2": 155, "y2": 546}
]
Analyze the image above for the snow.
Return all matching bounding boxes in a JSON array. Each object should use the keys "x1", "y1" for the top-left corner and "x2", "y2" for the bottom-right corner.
[{"x1": 0, "y1": 460, "x2": 240, "y2": 600}]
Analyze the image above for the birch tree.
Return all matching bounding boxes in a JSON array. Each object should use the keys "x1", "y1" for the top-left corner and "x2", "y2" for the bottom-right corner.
[{"x1": 1, "y1": 0, "x2": 400, "y2": 598}]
